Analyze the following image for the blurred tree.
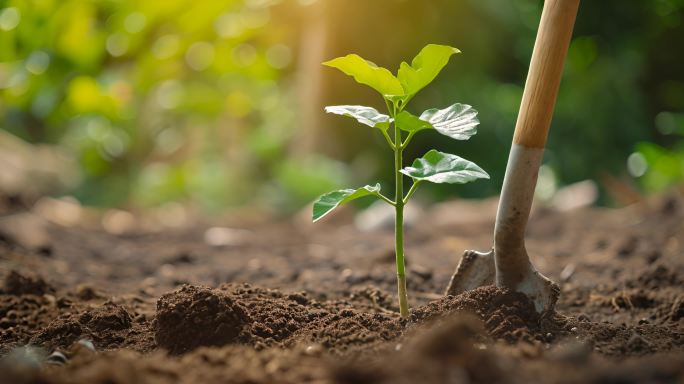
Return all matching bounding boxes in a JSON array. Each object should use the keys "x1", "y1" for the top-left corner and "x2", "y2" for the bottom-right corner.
[{"x1": 0, "y1": 0, "x2": 300, "y2": 211}]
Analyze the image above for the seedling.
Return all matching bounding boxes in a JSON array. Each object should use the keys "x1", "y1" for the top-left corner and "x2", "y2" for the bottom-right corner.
[{"x1": 312, "y1": 44, "x2": 489, "y2": 317}]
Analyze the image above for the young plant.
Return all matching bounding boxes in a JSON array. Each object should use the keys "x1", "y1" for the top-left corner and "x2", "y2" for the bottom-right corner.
[{"x1": 312, "y1": 44, "x2": 489, "y2": 318}]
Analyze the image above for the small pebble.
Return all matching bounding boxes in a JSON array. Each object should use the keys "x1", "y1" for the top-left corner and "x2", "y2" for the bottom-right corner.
[
  {"x1": 44, "y1": 294, "x2": 57, "y2": 305},
  {"x1": 304, "y1": 344, "x2": 323, "y2": 356},
  {"x1": 46, "y1": 351, "x2": 67, "y2": 366},
  {"x1": 340, "y1": 269, "x2": 353, "y2": 280},
  {"x1": 395, "y1": 343, "x2": 402, "y2": 351},
  {"x1": 570, "y1": 327, "x2": 578, "y2": 333},
  {"x1": 77, "y1": 339, "x2": 96, "y2": 352},
  {"x1": 265, "y1": 360, "x2": 280, "y2": 374}
]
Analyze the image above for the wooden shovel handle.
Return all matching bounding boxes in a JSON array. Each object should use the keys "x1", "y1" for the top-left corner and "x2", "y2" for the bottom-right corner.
[{"x1": 513, "y1": 0, "x2": 580, "y2": 148}]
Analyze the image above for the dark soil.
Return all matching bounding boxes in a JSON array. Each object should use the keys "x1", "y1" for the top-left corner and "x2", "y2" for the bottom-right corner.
[{"x1": 0, "y1": 191, "x2": 683, "y2": 383}]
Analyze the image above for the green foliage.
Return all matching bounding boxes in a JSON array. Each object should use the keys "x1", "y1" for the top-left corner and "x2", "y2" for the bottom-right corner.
[
  {"x1": 631, "y1": 113, "x2": 684, "y2": 193},
  {"x1": 401, "y1": 150, "x2": 489, "y2": 184},
  {"x1": 320, "y1": 0, "x2": 684, "y2": 203},
  {"x1": 312, "y1": 184, "x2": 382, "y2": 222},
  {"x1": 314, "y1": 44, "x2": 487, "y2": 317},
  {"x1": 634, "y1": 141, "x2": 684, "y2": 193},
  {"x1": 324, "y1": 105, "x2": 391, "y2": 132},
  {"x1": 394, "y1": 103, "x2": 480, "y2": 140},
  {"x1": 322, "y1": 54, "x2": 404, "y2": 96},
  {"x1": 396, "y1": 44, "x2": 460, "y2": 104},
  {"x1": 0, "y1": 0, "x2": 292, "y2": 211},
  {"x1": 420, "y1": 103, "x2": 479, "y2": 140},
  {"x1": 315, "y1": 44, "x2": 487, "y2": 220},
  {"x1": 275, "y1": 155, "x2": 351, "y2": 208},
  {"x1": 5, "y1": 1, "x2": 680, "y2": 210},
  {"x1": 322, "y1": 44, "x2": 460, "y2": 107},
  {"x1": 395, "y1": 110, "x2": 432, "y2": 133}
]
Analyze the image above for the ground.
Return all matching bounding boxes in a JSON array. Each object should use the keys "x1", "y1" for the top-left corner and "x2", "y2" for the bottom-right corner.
[{"x1": 0, "y1": 191, "x2": 682, "y2": 384}]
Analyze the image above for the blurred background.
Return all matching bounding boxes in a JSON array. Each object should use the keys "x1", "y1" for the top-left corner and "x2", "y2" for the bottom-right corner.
[{"x1": 1, "y1": 0, "x2": 683, "y2": 219}]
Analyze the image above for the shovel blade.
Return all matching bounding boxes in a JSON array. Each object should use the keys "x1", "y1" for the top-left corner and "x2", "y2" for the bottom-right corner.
[
  {"x1": 445, "y1": 248, "x2": 560, "y2": 315},
  {"x1": 514, "y1": 268, "x2": 560, "y2": 315},
  {"x1": 445, "y1": 249, "x2": 495, "y2": 296}
]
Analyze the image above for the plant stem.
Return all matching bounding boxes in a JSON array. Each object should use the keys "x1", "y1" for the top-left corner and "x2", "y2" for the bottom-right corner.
[
  {"x1": 382, "y1": 129, "x2": 396, "y2": 150},
  {"x1": 403, "y1": 181, "x2": 421, "y2": 204},
  {"x1": 377, "y1": 192, "x2": 395, "y2": 206},
  {"x1": 401, "y1": 131, "x2": 416, "y2": 148},
  {"x1": 394, "y1": 119, "x2": 409, "y2": 318}
]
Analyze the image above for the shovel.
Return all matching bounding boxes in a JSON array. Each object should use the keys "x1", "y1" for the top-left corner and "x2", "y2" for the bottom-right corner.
[{"x1": 445, "y1": 0, "x2": 580, "y2": 314}]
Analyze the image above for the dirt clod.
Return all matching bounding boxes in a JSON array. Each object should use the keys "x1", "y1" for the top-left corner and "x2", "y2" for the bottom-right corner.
[
  {"x1": 411, "y1": 286, "x2": 542, "y2": 343},
  {"x1": 79, "y1": 302, "x2": 132, "y2": 332},
  {"x1": 154, "y1": 285, "x2": 252, "y2": 354},
  {"x1": 2, "y1": 270, "x2": 54, "y2": 296}
]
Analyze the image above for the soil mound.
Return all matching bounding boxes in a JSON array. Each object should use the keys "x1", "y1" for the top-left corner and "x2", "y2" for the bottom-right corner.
[
  {"x1": 152, "y1": 283, "x2": 551, "y2": 356},
  {"x1": 78, "y1": 302, "x2": 132, "y2": 332},
  {"x1": 30, "y1": 302, "x2": 137, "y2": 352},
  {"x1": 154, "y1": 285, "x2": 252, "y2": 354},
  {"x1": 2, "y1": 270, "x2": 54, "y2": 296},
  {"x1": 410, "y1": 285, "x2": 544, "y2": 343},
  {"x1": 153, "y1": 283, "x2": 401, "y2": 354}
]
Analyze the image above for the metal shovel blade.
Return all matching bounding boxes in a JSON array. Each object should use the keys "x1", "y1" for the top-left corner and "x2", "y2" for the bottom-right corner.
[
  {"x1": 445, "y1": 248, "x2": 560, "y2": 315},
  {"x1": 445, "y1": 249, "x2": 495, "y2": 296}
]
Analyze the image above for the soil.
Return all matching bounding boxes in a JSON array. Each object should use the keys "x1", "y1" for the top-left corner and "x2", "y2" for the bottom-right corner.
[{"x1": 0, "y1": 191, "x2": 683, "y2": 383}]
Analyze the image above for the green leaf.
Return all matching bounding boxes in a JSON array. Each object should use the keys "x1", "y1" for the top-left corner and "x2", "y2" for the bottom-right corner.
[
  {"x1": 323, "y1": 54, "x2": 404, "y2": 97},
  {"x1": 325, "y1": 105, "x2": 391, "y2": 131},
  {"x1": 397, "y1": 44, "x2": 460, "y2": 98},
  {"x1": 395, "y1": 110, "x2": 432, "y2": 133},
  {"x1": 395, "y1": 103, "x2": 479, "y2": 139},
  {"x1": 312, "y1": 183, "x2": 381, "y2": 222},
  {"x1": 420, "y1": 103, "x2": 479, "y2": 140},
  {"x1": 400, "y1": 150, "x2": 489, "y2": 184}
]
